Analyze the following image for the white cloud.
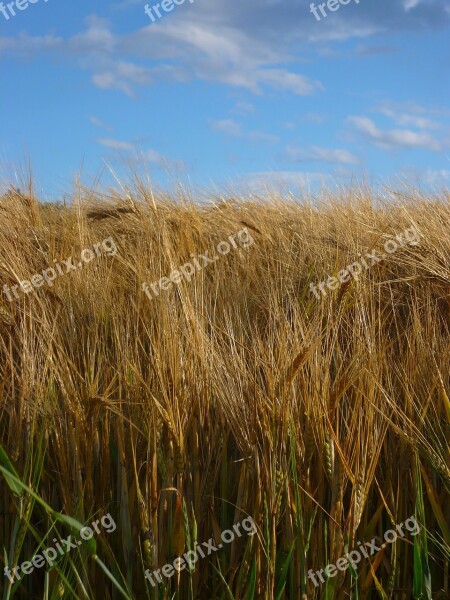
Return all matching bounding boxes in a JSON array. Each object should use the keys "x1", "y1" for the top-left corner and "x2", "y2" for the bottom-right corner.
[
  {"x1": 241, "y1": 171, "x2": 335, "y2": 192},
  {"x1": 230, "y1": 102, "x2": 255, "y2": 115},
  {"x1": 211, "y1": 119, "x2": 243, "y2": 137},
  {"x1": 69, "y1": 15, "x2": 116, "y2": 54},
  {"x1": 376, "y1": 103, "x2": 439, "y2": 129},
  {"x1": 403, "y1": 0, "x2": 421, "y2": 11},
  {"x1": 140, "y1": 148, "x2": 186, "y2": 170},
  {"x1": 422, "y1": 168, "x2": 450, "y2": 185},
  {"x1": 92, "y1": 60, "x2": 155, "y2": 96},
  {"x1": 348, "y1": 116, "x2": 443, "y2": 151},
  {"x1": 0, "y1": 13, "x2": 323, "y2": 97},
  {"x1": 90, "y1": 116, "x2": 114, "y2": 132},
  {"x1": 2, "y1": 1, "x2": 448, "y2": 97},
  {"x1": 97, "y1": 138, "x2": 185, "y2": 169},
  {"x1": 376, "y1": 100, "x2": 450, "y2": 118},
  {"x1": 256, "y1": 69, "x2": 324, "y2": 95},
  {"x1": 211, "y1": 119, "x2": 278, "y2": 143},
  {"x1": 0, "y1": 33, "x2": 63, "y2": 56},
  {"x1": 287, "y1": 146, "x2": 359, "y2": 165},
  {"x1": 98, "y1": 138, "x2": 134, "y2": 151},
  {"x1": 306, "y1": 20, "x2": 384, "y2": 45}
]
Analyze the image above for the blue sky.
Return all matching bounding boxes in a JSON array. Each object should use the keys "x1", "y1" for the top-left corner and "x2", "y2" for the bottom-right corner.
[{"x1": 0, "y1": 0, "x2": 449, "y2": 198}]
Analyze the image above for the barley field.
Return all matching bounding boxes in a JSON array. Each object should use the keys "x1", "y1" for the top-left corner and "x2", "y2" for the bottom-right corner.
[{"x1": 0, "y1": 184, "x2": 449, "y2": 600}]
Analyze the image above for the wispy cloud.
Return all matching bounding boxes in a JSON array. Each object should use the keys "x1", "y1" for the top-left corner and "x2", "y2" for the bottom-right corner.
[
  {"x1": 286, "y1": 145, "x2": 359, "y2": 165},
  {"x1": 422, "y1": 168, "x2": 450, "y2": 184},
  {"x1": 90, "y1": 116, "x2": 114, "y2": 132},
  {"x1": 211, "y1": 119, "x2": 243, "y2": 137},
  {"x1": 98, "y1": 138, "x2": 134, "y2": 151},
  {"x1": 211, "y1": 119, "x2": 279, "y2": 143},
  {"x1": 0, "y1": 13, "x2": 323, "y2": 97},
  {"x1": 97, "y1": 138, "x2": 185, "y2": 169},
  {"x1": 376, "y1": 103, "x2": 440, "y2": 129},
  {"x1": 376, "y1": 100, "x2": 450, "y2": 118},
  {"x1": 230, "y1": 101, "x2": 255, "y2": 116},
  {"x1": 1, "y1": 1, "x2": 448, "y2": 96},
  {"x1": 0, "y1": 33, "x2": 63, "y2": 56},
  {"x1": 241, "y1": 171, "x2": 335, "y2": 192},
  {"x1": 348, "y1": 116, "x2": 444, "y2": 151},
  {"x1": 403, "y1": 0, "x2": 421, "y2": 11},
  {"x1": 92, "y1": 60, "x2": 156, "y2": 97}
]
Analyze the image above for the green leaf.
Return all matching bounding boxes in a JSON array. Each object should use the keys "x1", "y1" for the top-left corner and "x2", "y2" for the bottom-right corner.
[
  {"x1": 245, "y1": 558, "x2": 257, "y2": 600},
  {"x1": 413, "y1": 536, "x2": 423, "y2": 598},
  {"x1": 421, "y1": 547, "x2": 432, "y2": 600},
  {"x1": 93, "y1": 555, "x2": 133, "y2": 600},
  {"x1": 0, "y1": 446, "x2": 22, "y2": 495},
  {"x1": 0, "y1": 464, "x2": 97, "y2": 556},
  {"x1": 274, "y1": 540, "x2": 296, "y2": 600}
]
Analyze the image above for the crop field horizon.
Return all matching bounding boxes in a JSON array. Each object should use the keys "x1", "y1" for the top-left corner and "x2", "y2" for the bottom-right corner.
[{"x1": 0, "y1": 181, "x2": 448, "y2": 599}]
